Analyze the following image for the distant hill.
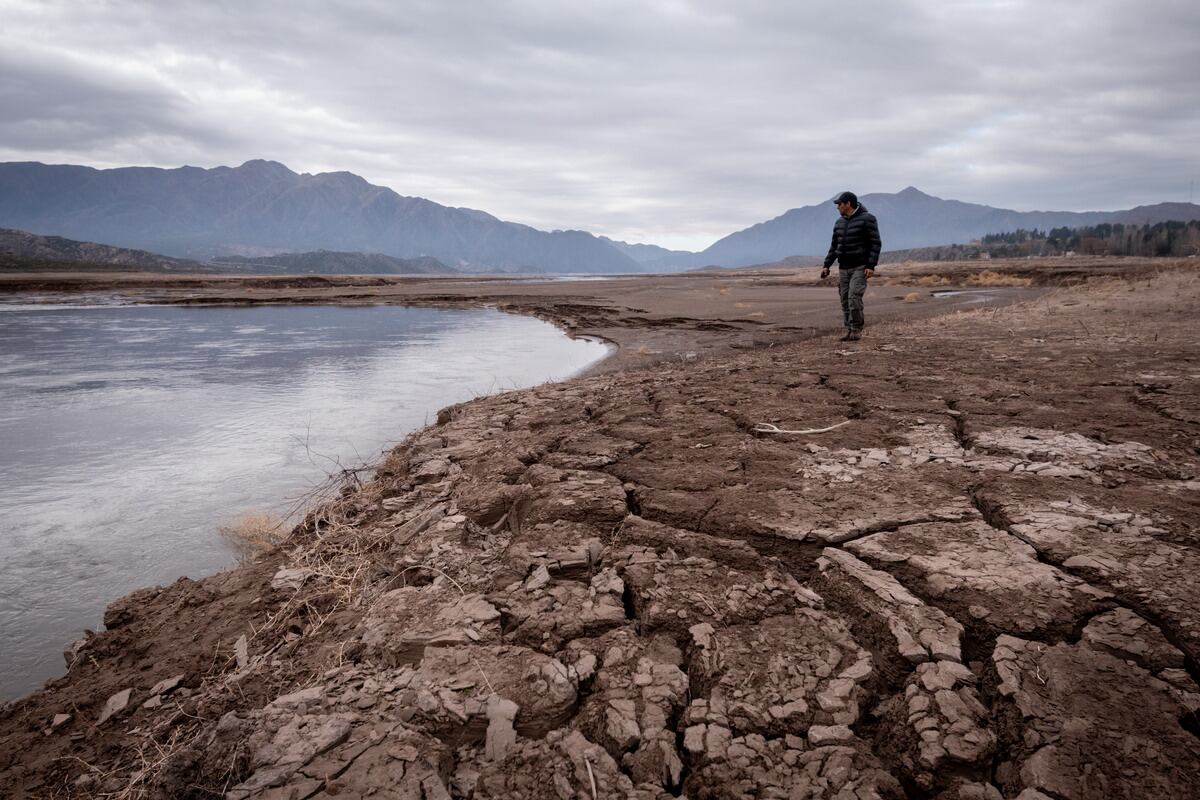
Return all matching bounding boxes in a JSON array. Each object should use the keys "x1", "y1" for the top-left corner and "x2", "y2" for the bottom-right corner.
[
  {"x1": 599, "y1": 236, "x2": 693, "y2": 267},
  {"x1": 212, "y1": 249, "x2": 454, "y2": 275},
  {"x1": 650, "y1": 188, "x2": 1200, "y2": 269},
  {"x1": 1108, "y1": 203, "x2": 1200, "y2": 226},
  {"x1": 0, "y1": 228, "x2": 455, "y2": 275},
  {"x1": 0, "y1": 228, "x2": 200, "y2": 271},
  {"x1": 0, "y1": 160, "x2": 642, "y2": 274}
]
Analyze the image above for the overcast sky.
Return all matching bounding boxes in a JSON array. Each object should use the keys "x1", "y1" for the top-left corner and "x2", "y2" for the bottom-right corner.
[{"x1": 2, "y1": 1, "x2": 1198, "y2": 250}]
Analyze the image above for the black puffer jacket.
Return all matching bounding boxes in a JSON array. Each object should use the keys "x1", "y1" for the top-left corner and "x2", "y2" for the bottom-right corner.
[{"x1": 823, "y1": 206, "x2": 882, "y2": 270}]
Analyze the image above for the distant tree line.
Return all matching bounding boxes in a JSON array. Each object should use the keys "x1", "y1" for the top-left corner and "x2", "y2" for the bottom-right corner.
[{"x1": 979, "y1": 220, "x2": 1200, "y2": 258}]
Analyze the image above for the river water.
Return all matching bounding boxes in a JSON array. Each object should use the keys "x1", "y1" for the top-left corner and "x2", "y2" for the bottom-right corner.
[{"x1": 0, "y1": 300, "x2": 609, "y2": 700}]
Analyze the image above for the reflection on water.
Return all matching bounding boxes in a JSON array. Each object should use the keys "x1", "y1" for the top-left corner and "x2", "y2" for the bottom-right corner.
[
  {"x1": 930, "y1": 289, "x2": 1002, "y2": 304},
  {"x1": 502, "y1": 275, "x2": 628, "y2": 282},
  {"x1": 0, "y1": 302, "x2": 608, "y2": 700}
]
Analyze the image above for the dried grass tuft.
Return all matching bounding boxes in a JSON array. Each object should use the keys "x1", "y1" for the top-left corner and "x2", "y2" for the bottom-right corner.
[
  {"x1": 903, "y1": 292, "x2": 921, "y2": 303},
  {"x1": 965, "y1": 270, "x2": 1033, "y2": 287},
  {"x1": 220, "y1": 511, "x2": 288, "y2": 562}
]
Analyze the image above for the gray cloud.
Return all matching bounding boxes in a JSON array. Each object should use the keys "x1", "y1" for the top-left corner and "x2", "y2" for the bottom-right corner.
[{"x1": 1, "y1": 0, "x2": 1197, "y2": 250}]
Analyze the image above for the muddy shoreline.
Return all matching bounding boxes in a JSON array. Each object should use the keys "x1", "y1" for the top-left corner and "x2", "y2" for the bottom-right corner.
[
  {"x1": 0, "y1": 259, "x2": 1065, "y2": 373},
  {"x1": 1, "y1": 258, "x2": 1198, "y2": 798}
]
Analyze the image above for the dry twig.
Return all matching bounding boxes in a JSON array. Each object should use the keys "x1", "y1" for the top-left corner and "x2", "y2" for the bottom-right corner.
[{"x1": 584, "y1": 756, "x2": 598, "y2": 800}]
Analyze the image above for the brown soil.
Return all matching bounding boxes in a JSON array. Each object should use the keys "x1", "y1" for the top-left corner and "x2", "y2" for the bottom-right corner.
[{"x1": 1, "y1": 258, "x2": 1198, "y2": 799}]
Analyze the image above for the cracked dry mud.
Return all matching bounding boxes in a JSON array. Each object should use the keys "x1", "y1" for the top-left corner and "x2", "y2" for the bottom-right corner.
[{"x1": 2, "y1": 270, "x2": 1199, "y2": 799}]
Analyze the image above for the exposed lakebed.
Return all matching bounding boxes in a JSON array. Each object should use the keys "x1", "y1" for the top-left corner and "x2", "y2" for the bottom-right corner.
[{"x1": 0, "y1": 301, "x2": 608, "y2": 700}]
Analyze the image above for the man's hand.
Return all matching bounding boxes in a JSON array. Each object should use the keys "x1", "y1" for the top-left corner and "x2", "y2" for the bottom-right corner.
[
  {"x1": 865, "y1": 268, "x2": 875, "y2": 279},
  {"x1": 820, "y1": 267, "x2": 830, "y2": 279}
]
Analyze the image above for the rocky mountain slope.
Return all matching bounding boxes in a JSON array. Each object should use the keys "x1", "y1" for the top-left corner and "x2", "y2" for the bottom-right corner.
[
  {"x1": 0, "y1": 161, "x2": 642, "y2": 274},
  {"x1": 0, "y1": 228, "x2": 200, "y2": 271}
]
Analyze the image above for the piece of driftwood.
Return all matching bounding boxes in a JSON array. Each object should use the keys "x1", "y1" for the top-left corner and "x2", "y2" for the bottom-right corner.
[{"x1": 753, "y1": 420, "x2": 852, "y2": 435}]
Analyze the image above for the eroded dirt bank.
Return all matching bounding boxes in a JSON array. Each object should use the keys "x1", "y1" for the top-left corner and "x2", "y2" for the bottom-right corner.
[{"x1": 2, "y1": 264, "x2": 1199, "y2": 799}]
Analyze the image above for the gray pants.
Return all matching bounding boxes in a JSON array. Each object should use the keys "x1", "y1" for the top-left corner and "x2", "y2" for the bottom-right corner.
[{"x1": 838, "y1": 267, "x2": 867, "y2": 331}]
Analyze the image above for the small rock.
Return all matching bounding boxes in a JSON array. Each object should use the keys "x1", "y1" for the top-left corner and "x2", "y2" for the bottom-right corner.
[
  {"x1": 485, "y1": 696, "x2": 519, "y2": 761},
  {"x1": 684, "y1": 724, "x2": 707, "y2": 753},
  {"x1": 271, "y1": 567, "x2": 312, "y2": 591},
  {"x1": 839, "y1": 657, "x2": 873, "y2": 682},
  {"x1": 411, "y1": 458, "x2": 451, "y2": 483},
  {"x1": 525, "y1": 565, "x2": 551, "y2": 591},
  {"x1": 389, "y1": 743, "x2": 420, "y2": 761},
  {"x1": 272, "y1": 686, "x2": 325, "y2": 709},
  {"x1": 573, "y1": 652, "x2": 598, "y2": 683},
  {"x1": 394, "y1": 503, "x2": 448, "y2": 545},
  {"x1": 956, "y1": 784, "x2": 1004, "y2": 800},
  {"x1": 234, "y1": 635, "x2": 249, "y2": 670},
  {"x1": 97, "y1": 688, "x2": 132, "y2": 726},
  {"x1": 148, "y1": 674, "x2": 185, "y2": 697},
  {"x1": 458, "y1": 595, "x2": 501, "y2": 624},
  {"x1": 808, "y1": 725, "x2": 854, "y2": 746}
]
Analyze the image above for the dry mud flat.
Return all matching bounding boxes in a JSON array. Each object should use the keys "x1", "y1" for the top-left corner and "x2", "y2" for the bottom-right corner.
[{"x1": 2, "y1": 267, "x2": 1199, "y2": 799}]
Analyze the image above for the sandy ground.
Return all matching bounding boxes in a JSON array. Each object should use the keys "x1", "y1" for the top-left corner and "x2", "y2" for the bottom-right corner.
[{"x1": 0, "y1": 258, "x2": 1198, "y2": 799}]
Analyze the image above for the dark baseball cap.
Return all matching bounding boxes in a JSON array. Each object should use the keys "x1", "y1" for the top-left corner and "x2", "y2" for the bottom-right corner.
[{"x1": 833, "y1": 191, "x2": 858, "y2": 206}]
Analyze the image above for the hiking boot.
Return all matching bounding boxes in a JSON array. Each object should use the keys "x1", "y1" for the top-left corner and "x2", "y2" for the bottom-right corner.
[
  {"x1": 839, "y1": 330, "x2": 855, "y2": 342},
  {"x1": 847, "y1": 329, "x2": 862, "y2": 341}
]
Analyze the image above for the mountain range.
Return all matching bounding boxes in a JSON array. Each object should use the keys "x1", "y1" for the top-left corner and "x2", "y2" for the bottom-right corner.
[
  {"x1": 656, "y1": 188, "x2": 1200, "y2": 269},
  {"x1": 2, "y1": 160, "x2": 1198, "y2": 273},
  {"x1": 0, "y1": 160, "x2": 641, "y2": 274}
]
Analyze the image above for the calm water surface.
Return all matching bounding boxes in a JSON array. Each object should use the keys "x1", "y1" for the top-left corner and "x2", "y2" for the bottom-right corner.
[{"x1": 0, "y1": 301, "x2": 609, "y2": 700}]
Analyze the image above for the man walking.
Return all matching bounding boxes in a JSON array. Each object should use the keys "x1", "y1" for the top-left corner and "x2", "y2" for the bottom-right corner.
[{"x1": 821, "y1": 191, "x2": 881, "y2": 341}]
